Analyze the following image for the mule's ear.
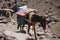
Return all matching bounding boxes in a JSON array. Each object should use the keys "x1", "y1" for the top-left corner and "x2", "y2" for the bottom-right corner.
[{"x1": 34, "y1": 10, "x2": 38, "y2": 13}]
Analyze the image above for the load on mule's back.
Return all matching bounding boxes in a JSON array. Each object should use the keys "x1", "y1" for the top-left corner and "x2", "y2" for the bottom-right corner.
[{"x1": 16, "y1": 5, "x2": 28, "y2": 30}]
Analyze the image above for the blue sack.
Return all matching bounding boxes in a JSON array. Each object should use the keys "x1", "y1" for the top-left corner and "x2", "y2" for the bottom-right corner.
[{"x1": 17, "y1": 5, "x2": 27, "y2": 11}]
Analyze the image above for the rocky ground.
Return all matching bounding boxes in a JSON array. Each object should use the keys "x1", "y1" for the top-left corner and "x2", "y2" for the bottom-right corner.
[
  {"x1": 0, "y1": 0, "x2": 60, "y2": 40},
  {"x1": 0, "y1": 17, "x2": 60, "y2": 40}
]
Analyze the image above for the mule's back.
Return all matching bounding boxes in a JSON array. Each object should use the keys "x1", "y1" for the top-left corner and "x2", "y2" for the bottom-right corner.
[{"x1": 31, "y1": 14, "x2": 43, "y2": 22}]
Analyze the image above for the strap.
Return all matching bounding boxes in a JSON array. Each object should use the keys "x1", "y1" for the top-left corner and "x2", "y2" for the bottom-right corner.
[{"x1": 29, "y1": 12, "x2": 35, "y2": 22}]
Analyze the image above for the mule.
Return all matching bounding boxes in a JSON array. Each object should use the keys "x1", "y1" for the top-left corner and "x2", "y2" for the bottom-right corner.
[{"x1": 17, "y1": 11, "x2": 46, "y2": 40}]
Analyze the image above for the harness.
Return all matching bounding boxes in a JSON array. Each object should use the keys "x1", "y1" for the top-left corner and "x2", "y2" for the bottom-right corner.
[{"x1": 29, "y1": 12, "x2": 35, "y2": 22}]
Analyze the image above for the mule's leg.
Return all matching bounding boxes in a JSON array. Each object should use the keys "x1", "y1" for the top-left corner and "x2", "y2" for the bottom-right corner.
[
  {"x1": 17, "y1": 24, "x2": 22, "y2": 31},
  {"x1": 21, "y1": 24, "x2": 25, "y2": 30},
  {"x1": 28, "y1": 24, "x2": 30, "y2": 34},
  {"x1": 28, "y1": 24, "x2": 33, "y2": 36},
  {"x1": 20, "y1": 25, "x2": 22, "y2": 31},
  {"x1": 17, "y1": 24, "x2": 19, "y2": 29},
  {"x1": 33, "y1": 25, "x2": 37, "y2": 40}
]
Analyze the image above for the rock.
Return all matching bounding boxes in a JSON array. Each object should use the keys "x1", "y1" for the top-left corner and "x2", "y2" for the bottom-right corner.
[
  {"x1": 3, "y1": 30, "x2": 32, "y2": 40},
  {"x1": 26, "y1": 38, "x2": 34, "y2": 40},
  {"x1": 57, "y1": 6, "x2": 60, "y2": 9},
  {"x1": 0, "y1": 31, "x2": 5, "y2": 38},
  {"x1": 50, "y1": 22, "x2": 60, "y2": 37}
]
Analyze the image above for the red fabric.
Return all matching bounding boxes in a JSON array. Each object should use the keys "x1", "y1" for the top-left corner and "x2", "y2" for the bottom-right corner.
[{"x1": 16, "y1": 11, "x2": 26, "y2": 16}]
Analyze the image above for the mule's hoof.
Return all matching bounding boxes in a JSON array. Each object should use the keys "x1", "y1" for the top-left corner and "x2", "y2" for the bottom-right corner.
[
  {"x1": 17, "y1": 27, "x2": 19, "y2": 30},
  {"x1": 27, "y1": 38, "x2": 34, "y2": 40},
  {"x1": 16, "y1": 31, "x2": 21, "y2": 33},
  {"x1": 20, "y1": 30, "x2": 26, "y2": 34}
]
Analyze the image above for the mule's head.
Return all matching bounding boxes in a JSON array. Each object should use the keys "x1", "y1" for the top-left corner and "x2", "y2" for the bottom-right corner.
[{"x1": 39, "y1": 16, "x2": 46, "y2": 30}]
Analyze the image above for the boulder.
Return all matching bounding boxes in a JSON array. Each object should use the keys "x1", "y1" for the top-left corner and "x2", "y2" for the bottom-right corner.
[{"x1": 3, "y1": 30, "x2": 32, "y2": 40}]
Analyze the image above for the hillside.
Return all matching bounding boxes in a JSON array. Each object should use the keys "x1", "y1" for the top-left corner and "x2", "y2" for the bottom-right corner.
[
  {"x1": 0, "y1": 0, "x2": 60, "y2": 40},
  {"x1": 0, "y1": 0, "x2": 60, "y2": 17}
]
